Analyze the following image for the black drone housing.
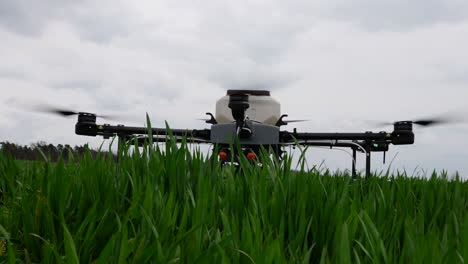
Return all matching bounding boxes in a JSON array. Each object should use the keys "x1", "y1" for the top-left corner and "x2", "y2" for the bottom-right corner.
[
  {"x1": 228, "y1": 94, "x2": 249, "y2": 123},
  {"x1": 392, "y1": 121, "x2": 415, "y2": 145},
  {"x1": 75, "y1": 113, "x2": 98, "y2": 136},
  {"x1": 227, "y1": 91, "x2": 255, "y2": 138}
]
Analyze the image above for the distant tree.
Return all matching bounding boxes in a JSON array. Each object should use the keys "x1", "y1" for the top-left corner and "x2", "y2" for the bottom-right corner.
[{"x1": 0, "y1": 141, "x2": 116, "y2": 161}]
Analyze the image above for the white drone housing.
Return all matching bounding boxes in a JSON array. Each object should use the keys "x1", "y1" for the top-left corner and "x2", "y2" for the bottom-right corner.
[{"x1": 215, "y1": 90, "x2": 281, "y2": 125}]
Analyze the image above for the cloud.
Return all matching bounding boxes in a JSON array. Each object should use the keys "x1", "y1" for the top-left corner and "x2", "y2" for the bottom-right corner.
[
  {"x1": 330, "y1": 0, "x2": 468, "y2": 31},
  {"x1": 0, "y1": 0, "x2": 136, "y2": 42},
  {"x1": 52, "y1": 79, "x2": 102, "y2": 90},
  {"x1": 210, "y1": 67, "x2": 298, "y2": 91},
  {"x1": 0, "y1": 68, "x2": 28, "y2": 81},
  {"x1": 0, "y1": 0, "x2": 59, "y2": 36}
]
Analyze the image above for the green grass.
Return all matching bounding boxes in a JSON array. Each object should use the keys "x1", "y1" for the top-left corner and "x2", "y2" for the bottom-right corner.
[{"x1": 0, "y1": 139, "x2": 467, "y2": 263}]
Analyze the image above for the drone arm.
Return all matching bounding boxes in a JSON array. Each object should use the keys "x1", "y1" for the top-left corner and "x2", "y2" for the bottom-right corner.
[
  {"x1": 129, "y1": 136, "x2": 211, "y2": 146},
  {"x1": 76, "y1": 122, "x2": 211, "y2": 141},
  {"x1": 104, "y1": 125, "x2": 211, "y2": 141},
  {"x1": 100, "y1": 125, "x2": 195, "y2": 136},
  {"x1": 280, "y1": 131, "x2": 408, "y2": 178},
  {"x1": 280, "y1": 131, "x2": 391, "y2": 143},
  {"x1": 280, "y1": 130, "x2": 414, "y2": 145},
  {"x1": 286, "y1": 141, "x2": 366, "y2": 149}
]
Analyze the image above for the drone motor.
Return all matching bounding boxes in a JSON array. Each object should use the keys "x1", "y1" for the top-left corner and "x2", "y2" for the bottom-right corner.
[
  {"x1": 75, "y1": 113, "x2": 98, "y2": 136},
  {"x1": 391, "y1": 121, "x2": 415, "y2": 145}
]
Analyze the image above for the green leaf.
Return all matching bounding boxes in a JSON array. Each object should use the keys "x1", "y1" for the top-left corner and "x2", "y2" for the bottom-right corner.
[{"x1": 63, "y1": 222, "x2": 80, "y2": 264}]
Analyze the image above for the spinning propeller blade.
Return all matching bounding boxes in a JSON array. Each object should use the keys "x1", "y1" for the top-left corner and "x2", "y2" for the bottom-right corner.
[
  {"x1": 275, "y1": 114, "x2": 309, "y2": 126},
  {"x1": 33, "y1": 106, "x2": 79, "y2": 117},
  {"x1": 282, "y1": 119, "x2": 309, "y2": 124},
  {"x1": 411, "y1": 118, "x2": 452, "y2": 127},
  {"x1": 370, "y1": 113, "x2": 466, "y2": 128},
  {"x1": 23, "y1": 104, "x2": 117, "y2": 120}
]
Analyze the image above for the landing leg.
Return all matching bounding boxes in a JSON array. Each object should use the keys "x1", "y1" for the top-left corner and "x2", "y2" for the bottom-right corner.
[
  {"x1": 117, "y1": 136, "x2": 122, "y2": 156},
  {"x1": 365, "y1": 151, "x2": 371, "y2": 178},
  {"x1": 117, "y1": 135, "x2": 127, "y2": 162},
  {"x1": 352, "y1": 148, "x2": 357, "y2": 179}
]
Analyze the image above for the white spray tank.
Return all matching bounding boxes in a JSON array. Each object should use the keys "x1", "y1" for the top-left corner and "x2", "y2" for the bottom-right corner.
[{"x1": 215, "y1": 90, "x2": 281, "y2": 125}]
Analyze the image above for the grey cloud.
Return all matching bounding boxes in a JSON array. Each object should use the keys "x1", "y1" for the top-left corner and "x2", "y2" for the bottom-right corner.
[
  {"x1": 330, "y1": 0, "x2": 468, "y2": 31},
  {"x1": 146, "y1": 88, "x2": 181, "y2": 102},
  {"x1": 0, "y1": 0, "x2": 134, "y2": 42},
  {"x1": 0, "y1": 69, "x2": 28, "y2": 80},
  {"x1": 211, "y1": 70, "x2": 297, "y2": 92},
  {"x1": 125, "y1": 76, "x2": 183, "y2": 102},
  {"x1": 197, "y1": 5, "x2": 310, "y2": 65},
  {"x1": 52, "y1": 79, "x2": 102, "y2": 90},
  {"x1": 0, "y1": 0, "x2": 72, "y2": 36},
  {"x1": 2, "y1": 0, "x2": 468, "y2": 46},
  {"x1": 62, "y1": 6, "x2": 136, "y2": 43},
  {"x1": 432, "y1": 64, "x2": 468, "y2": 86}
]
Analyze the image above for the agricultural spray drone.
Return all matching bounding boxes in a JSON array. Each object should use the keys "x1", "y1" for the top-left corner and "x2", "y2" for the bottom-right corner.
[{"x1": 34, "y1": 90, "x2": 457, "y2": 178}]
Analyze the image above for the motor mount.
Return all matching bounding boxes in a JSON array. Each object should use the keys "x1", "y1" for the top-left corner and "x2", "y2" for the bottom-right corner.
[
  {"x1": 392, "y1": 121, "x2": 415, "y2": 145},
  {"x1": 75, "y1": 113, "x2": 98, "y2": 136}
]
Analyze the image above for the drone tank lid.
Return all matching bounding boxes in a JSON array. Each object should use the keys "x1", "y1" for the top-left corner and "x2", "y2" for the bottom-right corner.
[{"x1": 226, "y1": 90, "x2": 270, "y2": 96}]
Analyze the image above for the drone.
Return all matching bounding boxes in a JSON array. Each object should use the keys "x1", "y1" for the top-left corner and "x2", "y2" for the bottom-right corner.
[{"x1": 33, "y1": 89, "x2": 458, "y2": 178}]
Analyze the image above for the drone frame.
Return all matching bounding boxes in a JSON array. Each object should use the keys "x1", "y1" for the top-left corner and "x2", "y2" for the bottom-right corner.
[{"x1": 73, "y1": 92, "x2": 416, "y2": 178}]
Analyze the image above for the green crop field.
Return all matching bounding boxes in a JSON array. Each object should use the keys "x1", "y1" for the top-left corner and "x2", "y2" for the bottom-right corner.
[{"x1": 0, "y1": 140, "x2": 467, "y2": 263}]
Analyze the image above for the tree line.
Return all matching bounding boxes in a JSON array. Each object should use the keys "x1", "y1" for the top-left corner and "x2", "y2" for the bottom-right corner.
[{"x1": 0, "y1": 141, "x2": 116, "y2": 161}]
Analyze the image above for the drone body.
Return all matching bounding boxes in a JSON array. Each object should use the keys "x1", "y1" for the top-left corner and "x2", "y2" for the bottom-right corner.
[
  {"x1": 67, "y1": 89, "x2": 421, "y2": 178},
  {"x1": 33, "y1": 89, "x2": 457, "y2": 178}
]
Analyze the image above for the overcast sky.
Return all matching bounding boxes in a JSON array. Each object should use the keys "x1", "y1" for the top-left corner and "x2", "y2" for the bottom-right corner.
[{"x1": 1, "y1": 0, "x2": 467, "y2": 177}]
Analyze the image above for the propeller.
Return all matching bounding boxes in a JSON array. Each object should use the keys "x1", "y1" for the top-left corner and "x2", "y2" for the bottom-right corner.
[
  {"x1": 36, "y1": 105, "x2": 118, "y2": 120},
  {"x1": 282, "y1": 119, "x2": 309, "y2": 124},
  {"x1": 197, "y1": 113, "x2": 217, "y2": 124},
  {"x1": 370, "y1": 113, "x2": 466, "y2": 128},
  {"x1": 275, "y1": 115, "x2": 309, "y2": 126},
  {"x1": 11, "y1": 101, "x2": 118, "y2": 120},
  {"x1": 197, "y1": 114, "x2": 309, "y2": 126}
]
